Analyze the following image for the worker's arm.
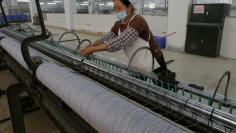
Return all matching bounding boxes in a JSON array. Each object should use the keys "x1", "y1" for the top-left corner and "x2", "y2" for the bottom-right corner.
[
  {"x1": 80, "y1": 43, "x2": 108, "y2": 57},
  {"x1": 83, "y1": 31, "x2": 118, "y2": 48},
  {"x1": 80, "y1": 27, "x2": 138, "y2": 57},
  {"x1": 91, "y1": 40, "x2": 104, "y2": 47}
]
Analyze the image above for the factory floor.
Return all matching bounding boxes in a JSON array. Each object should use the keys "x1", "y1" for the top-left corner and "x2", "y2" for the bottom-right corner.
[
  {"x1": 0, "y1": 70, "x2": 60, "y2": 133},
  {"x1": 0, "y1": 25, "x2": 236, "y2": 132}
]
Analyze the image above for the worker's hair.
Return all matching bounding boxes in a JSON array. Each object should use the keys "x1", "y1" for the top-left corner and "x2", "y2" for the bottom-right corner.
[{"x1": 115, "y1": 0, "x2": 136, "y2": 13}]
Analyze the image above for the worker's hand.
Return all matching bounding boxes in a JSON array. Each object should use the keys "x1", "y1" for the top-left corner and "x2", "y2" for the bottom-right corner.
[
  {"x1": 80, "y1": 43, "x2": 94, "y2": 53},
  {"x1": 80, "y1": 47, "x2": 95, "y2": 57},
  {"x1": 82, "y1": 44, "x2": 93, "y2": 49}
]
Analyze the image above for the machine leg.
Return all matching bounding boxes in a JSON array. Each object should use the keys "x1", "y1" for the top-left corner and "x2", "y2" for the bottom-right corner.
[
  {"x1": 0, "y1": 62, "x2": 6, "y2": 71},
  {"x1": 7, "y1": 83, "x2": 27, "y2": 133}
]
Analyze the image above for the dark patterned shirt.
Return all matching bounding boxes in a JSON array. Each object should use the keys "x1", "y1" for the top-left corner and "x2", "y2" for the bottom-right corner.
[
  {"x1": 103, "y1": 27, "x2": 138, "y2": 52},
  {"x1": 101, "y1": 31, "x2": 117, "y2": 42},
  {"x1": 101, "y1": 15, "x2": 162, "y2": 59}
]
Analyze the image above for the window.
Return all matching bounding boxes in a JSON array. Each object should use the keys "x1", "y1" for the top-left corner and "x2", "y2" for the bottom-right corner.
[
  {"x1": 93, "y1": 0, "x2": 114, "y2": 14},
  {"x1": 38, "y1": 0, "x2": 169, "y2": 15},
  {"x1": 40, "y1": 0, "x2": 65, "y2": 13},
  {"x1": 142, "y1": 0, "x2": 168, "y2": 15},
  {"x1": 16, "y1": 2, "x2": 30, "y2": 15},
  {"x1": 129, "y1": 0, "x2": 139, "y2": 13},
  {"x1": 76, "y1": 0, "x2": 89, "y2": 14},
  {"x1": 8, "y1": 3, "x2": 30, "y2": 16}
]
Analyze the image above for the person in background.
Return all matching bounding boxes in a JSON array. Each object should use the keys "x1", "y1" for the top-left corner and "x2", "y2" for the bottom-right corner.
[{"x1": 80, "y1": 0, "x2": 176, "y2": 81}]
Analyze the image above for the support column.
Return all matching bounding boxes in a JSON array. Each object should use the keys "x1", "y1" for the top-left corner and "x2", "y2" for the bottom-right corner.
[
  {"x1": 10, "y1": 0, "x2": 18, "y2": 7},
  {"x1": 64, "y1": 0, "x2": 77, "y2": 31},
  {"x1": 2, "y1": 0, "x2": 9, "y2": 15},
  {"x1": 135, "y1": 0, "x2": 143, "y2": 15},
  {"x1": 29, "y1": 0, "x2": 37, "y2": 23},
  {"x1": 166, "y1": 0, "x2": 192, "y2": 51},
  {"x1": 88, "y1": 0, "x2": 94, "y2": 14}
]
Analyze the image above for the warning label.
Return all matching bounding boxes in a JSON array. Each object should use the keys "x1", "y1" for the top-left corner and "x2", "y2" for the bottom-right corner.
[{"x1": 193, "y1": 5, "x2": 205, "y2": 14}]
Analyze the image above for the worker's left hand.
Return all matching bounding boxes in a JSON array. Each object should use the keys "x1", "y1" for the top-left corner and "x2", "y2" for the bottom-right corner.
[{"x1": 80, "y1": 47, "x2": 94, "y2": 57}]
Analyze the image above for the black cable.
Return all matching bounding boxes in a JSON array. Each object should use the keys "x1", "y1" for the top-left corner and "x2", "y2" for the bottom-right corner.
[
  {"x1": 128, "y1": 46, "x2": 155, "y2": 71},
  {"x1": 209, "y1": 71, "x2": 231, "y2": 106},
  {"x1": 166, "y1": 59, "x2": 174, "y2": 65},
  {"x1": 57, "y1": 31, "x2": 81, "y2": 46},
  {"x1": 21, "y1": 0, "x2": 50, "y2": 71},
  {"x1": 0, "y1": 89, "x2": 6, "y2": 98},
  {"x1": 75, "y1": 39, "x2": 92, "y2": 52},
  {"x1": 33, "y1": 27, "x2": 54, "y2": 42},
  {"x1": 209, "y1": 108, "x2": 216, "y2": 122},
  {"x1": 0, "y1": 117, "x2": 10, "y2": 124}
]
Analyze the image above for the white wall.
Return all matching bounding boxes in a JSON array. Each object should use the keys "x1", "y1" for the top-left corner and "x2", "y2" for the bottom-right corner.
[
  {"x1": 44, "y1": 14, "x2": 66, "y2": 29},
  {"x1": 231, "y1": 10, "x2": 236, "y2": 16},
  {"x1": 73, "y1": 14, "x2": 116, "y2": 34},
  {"x1": 143, "y1": 15, "x2": 168, "y2": 36},
  {"x1": 232, "y1": 0, "x2": 236, "y2": 5},
  {"x1": 221, "y1": 17, "x2": 236, "y2": 59},
  {"x1": 44, "y1": 14, "x2": 167, "y2": 36},
  {"x1": 230, "y1": 0, "x2": 236, "y2": 16},
  {"x1": 166, "y1": 0, "x2": 192, "y2": 51},
  {"x1": 64, "y1": 0, "x2": 77, "y2": 31}
]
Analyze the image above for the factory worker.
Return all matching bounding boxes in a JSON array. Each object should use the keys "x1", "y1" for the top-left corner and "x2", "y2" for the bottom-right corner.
[{"x1": 80, "y1": 0, "x2": 175, "y2": 79}]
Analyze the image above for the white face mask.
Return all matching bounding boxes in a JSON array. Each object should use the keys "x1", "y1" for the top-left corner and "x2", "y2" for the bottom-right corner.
[{"x1": 115, "y1": 10, "x2": 127, "y2": 21}]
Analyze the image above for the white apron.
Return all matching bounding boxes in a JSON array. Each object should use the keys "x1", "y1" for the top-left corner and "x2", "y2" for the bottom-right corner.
[{"x1": 119, "y1": 15, "x2": 153, "y2": 73}]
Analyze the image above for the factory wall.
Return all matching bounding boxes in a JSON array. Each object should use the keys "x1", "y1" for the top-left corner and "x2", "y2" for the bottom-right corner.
[
  {"x1": 221, "y1": 0, "x2": 236, "y2": 59},
  {"x1": 44, "y1": 14, "x2": 168, "y2": 36},
  {"x1": 221, "y1": 17, "x2": 236, "y2": 59},
  {"x1": 166, "y1": 0, "x2": 192, "y2": 51},
  {"x1": 231, "y1": 10, "x2": 236, "y2": 16},
  {"x1": 230, "y1": 0, "x2": 236, "y2": 16},
  {"x1": 44, "y1": 14, "x2": 66, "y2": 29}
]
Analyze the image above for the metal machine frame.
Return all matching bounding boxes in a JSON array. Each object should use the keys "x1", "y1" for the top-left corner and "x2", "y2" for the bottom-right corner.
[
  {"x1": 0, "y1": 0, "x2": 236, "y2": 132},
  {"x1": 0, "y1": 0, "x2": 97, "y2": 132}
]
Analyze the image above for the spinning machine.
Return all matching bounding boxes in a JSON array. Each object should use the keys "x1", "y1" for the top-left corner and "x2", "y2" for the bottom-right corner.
[{"x1": 0, "y1": 0, "x2": 235, "y2": 132}]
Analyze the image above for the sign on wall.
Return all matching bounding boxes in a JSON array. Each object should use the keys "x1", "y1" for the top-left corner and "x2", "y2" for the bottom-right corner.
[{"x1": 193, "y1": 5, "x2": 205, "y2": 14}]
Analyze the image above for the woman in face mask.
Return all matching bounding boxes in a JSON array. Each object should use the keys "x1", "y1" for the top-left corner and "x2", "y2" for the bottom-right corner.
[{"x1": 80, "y1": 0, "x2": 175, "y2": 80}]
